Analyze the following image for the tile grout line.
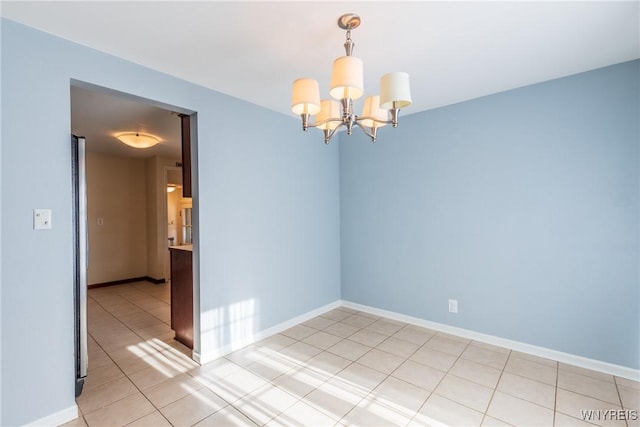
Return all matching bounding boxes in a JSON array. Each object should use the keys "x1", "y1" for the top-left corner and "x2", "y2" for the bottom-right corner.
[
  {"x1": 553, "y1": 359, "x2": 559, "y2": 427},
  {"x1": 338, "y1": 321, "x2": 435, "y2": 425},
  {"x1": 82, "y1": 298, "x2": 171, "y2": 426},
  {"x1": 115, "y1": 283, "x2": 235, "y2": 427},
  {"x1": 306, "y1": 312, "x2": 377, "y2": 424},
  {"x1": 478, "y1": 348, "x2": 512, "y2": 426},
  {"x1": 86, "y1": 287, "x2": 177, "y2": 427},
  {"x1": 612, "y1": 376, "x2": 630, "y2": 427},
  {"x1": 278, "y1": 311, "x2": 414, "y2": 424},
  {"x1": 231, "y1": 315, "x2": 356, "y2": 425},
  {"x1": 91, "y1": 285, "x2": 176, "y2": 355},
  {"x1": 406, "y1": 329, "x2": 474, "y2": 425},
  {"x1": 553, "y1": 361, "x2": 560, "y2": 426},
  {"x1": 305, "y1": 312, "x2": 518, "y2": 425},
  {"x1": 129, "y1": 282, "x2": 173, "y2": 325},
  {"x1": 225, "y1": 350, "x2": 309, "y2": 426},
  {"x1": 115, "y1": 283, "x2": 171, "y2": 326}
]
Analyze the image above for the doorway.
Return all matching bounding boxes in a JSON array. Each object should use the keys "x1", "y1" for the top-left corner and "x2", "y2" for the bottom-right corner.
[
  {"x1": 164, "y1": 165, "x2": 192, "y2": 281},
  {"x1": 70, "y1": 81, "x2": 199, "y2": 396}
]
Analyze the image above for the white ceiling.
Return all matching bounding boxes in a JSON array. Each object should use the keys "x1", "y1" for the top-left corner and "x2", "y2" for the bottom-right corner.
[
  {"x1": 70, "y1": 85, "x2": 183, "y2": 159},
  {"x1": 4, "y1": 1, "x2": 639, "y2": 155}
]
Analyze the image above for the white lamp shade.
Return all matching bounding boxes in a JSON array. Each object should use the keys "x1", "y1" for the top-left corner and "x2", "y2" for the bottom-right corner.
[
  {"x1": 115, "y1": 132, "x2": 160, "y2": 149},
  {"x1": 380, "y1": 72, "x2": 412, "y2": 109},
  {"x1": 291, "y1": 78, "x2": 321, "y2": 115},
  {"x1": 329, "y1": 56, "x2": 364, "y2": 100},
  {"x1": 315, "y1": 100, "x2": 341, "y2": 130},
  {"x1": 360, "y1": 95, "x2": 388, "y2": 128}
]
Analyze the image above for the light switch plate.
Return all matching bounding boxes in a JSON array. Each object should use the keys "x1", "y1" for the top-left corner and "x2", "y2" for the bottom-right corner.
[{"x1": 34, "y1": 209, "x2": 52, "y2": 230}]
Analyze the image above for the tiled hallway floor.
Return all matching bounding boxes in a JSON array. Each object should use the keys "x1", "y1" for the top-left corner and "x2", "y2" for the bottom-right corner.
[{"x1": 63, "y1": 281, "x2": 639, "y2": 427}]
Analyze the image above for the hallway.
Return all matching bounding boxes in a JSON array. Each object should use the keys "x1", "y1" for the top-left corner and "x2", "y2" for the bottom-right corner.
[{"x1": 69, "y1": 281, "x2": 196, "y2": 426}]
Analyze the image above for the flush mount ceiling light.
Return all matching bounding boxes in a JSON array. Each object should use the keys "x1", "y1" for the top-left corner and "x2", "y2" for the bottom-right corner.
[
  {"x1": 291, "y1": 13, "x2": 412, "y2": 144},
  {"x1": 167, "y1": 184, "x2": 177, "y2": 193},
  {"x1": 115, "y1": 132, "x2": 160, "y2": 149}
]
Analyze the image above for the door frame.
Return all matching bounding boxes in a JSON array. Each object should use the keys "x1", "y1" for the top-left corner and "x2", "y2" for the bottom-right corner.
[
  {"x1": 163, "y1": 165, "x2": 183, "y2": 280},
  {"x1": 70, "y1": 79, "x2": 200, "y2": 362}
]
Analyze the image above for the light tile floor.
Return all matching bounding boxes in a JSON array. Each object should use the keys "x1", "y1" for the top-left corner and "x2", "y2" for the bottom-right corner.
[{"x1": 62, "y1": 281, "x2": 639, "y2": 427}]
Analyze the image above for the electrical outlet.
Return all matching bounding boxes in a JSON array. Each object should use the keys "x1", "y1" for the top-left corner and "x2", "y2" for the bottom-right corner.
[{"x1": 448, "y1": 299, "x2": 458, "y2": 314}]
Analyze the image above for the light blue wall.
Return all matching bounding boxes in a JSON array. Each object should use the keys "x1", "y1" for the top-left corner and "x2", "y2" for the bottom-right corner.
[
  {"x1": 0, "y1": 19, "x2": 340, "y2": 425},
  {"x1": 1, "y1": 14, "x2": 638, "y2": 426},
  {"x1": 340, "y1": 60, "x2": 639, "y2": 369}
]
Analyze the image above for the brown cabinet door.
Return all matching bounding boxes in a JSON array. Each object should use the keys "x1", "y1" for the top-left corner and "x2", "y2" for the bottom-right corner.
[{"x1": 170, "y1": 249, "x2": 193, "y2": 349}]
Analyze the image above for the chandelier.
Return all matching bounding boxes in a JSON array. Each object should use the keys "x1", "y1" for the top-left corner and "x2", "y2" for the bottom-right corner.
[{"x1": 291, "y1": 13, "x2": 412, "y2": 144}]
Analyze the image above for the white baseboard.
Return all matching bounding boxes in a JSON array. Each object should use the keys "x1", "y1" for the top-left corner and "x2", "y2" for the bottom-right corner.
[
  {"x1": 192, "y1": 349, "x2": 204, "y2": 365},
  {"x1": 197, "y1": 300, "x2": 341, "y2": 365},
  {"x1": 25, "y1": 404, "x2": 78, "y2": 427},
  {"x1": 32, "y1": 298, "x2": 638, "y2": 427},
  {"x1": 192, "y1": 298, "x2": 638, "y2": 381},
  {"x1": 341, "y1": 300, "x2": 640, "y2": 382}
]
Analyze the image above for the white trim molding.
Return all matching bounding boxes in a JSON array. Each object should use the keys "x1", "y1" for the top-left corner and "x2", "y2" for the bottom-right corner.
[
  {"x1": 25, "y1": 404, "x2": 78, "y2": 427},
  {"x1": 192, "y1": 349, "x2": 204, "y2": 365},
  {"x1": 196, "y1": 300, "x2": 341, "y2": 365},
  {"x1": 340, "y1": 300, "x2": 639, "y2": 381}
]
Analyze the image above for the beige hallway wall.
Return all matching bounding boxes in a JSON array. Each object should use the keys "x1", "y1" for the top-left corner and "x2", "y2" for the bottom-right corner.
[
  {"x1": 86, "y1": 151, "x2": 148, "y2": 284},
  {"x1": 145, "y1": 156, "x2": 180, "y2": 281}
]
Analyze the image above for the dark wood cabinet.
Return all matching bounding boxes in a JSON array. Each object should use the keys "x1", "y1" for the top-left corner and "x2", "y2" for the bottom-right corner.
[
  {"x1": 180, "y1": 114, "x2": 192, "y2": 198},
  {"x1": 169, "y1": 246, "x2": 193, "y2": 349}
]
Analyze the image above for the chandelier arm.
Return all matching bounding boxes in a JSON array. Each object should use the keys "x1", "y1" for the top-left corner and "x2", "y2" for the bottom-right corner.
[
  {"x1": 353, "y1": 121, "x2": 378, "y2": 143},
  {"x1": 308, "y1": 117, "x2": 345, "y2": 128},
  {"x1": 323, "y1": 123, "x2": 344, "y2": 144},
  {"x1": 355, "y1": 116, "x2": 394, "y2": 126}
]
